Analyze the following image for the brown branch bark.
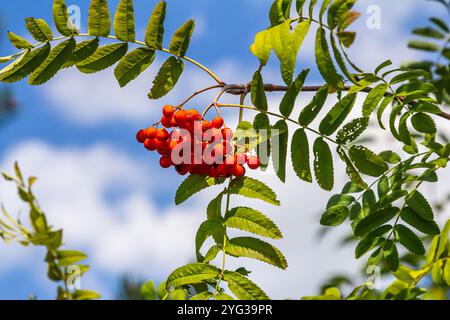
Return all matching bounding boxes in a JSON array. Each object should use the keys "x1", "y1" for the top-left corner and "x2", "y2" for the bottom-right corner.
[{"x1": 223, "y1": 83, "x2": 450, "y2": 121}]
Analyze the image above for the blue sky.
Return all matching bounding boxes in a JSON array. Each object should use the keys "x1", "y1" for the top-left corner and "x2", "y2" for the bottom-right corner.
[{"x1": 0, "y1": 0, "x2": 448, "y2": 300}]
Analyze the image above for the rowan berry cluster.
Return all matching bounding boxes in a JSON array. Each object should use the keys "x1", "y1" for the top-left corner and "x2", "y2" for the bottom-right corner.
[{"x1": 136, "y1": 105, "x2": 261, "y2": 178}]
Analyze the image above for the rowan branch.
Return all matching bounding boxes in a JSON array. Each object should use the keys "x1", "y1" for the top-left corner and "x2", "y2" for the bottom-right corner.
[{"x1": 221, "y1": 83, "x2": 450, "y2": 121}]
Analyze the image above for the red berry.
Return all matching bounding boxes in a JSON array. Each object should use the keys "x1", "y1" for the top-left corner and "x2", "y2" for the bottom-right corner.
[
  {"x1": 215, "y1": 164, "x2": 228, "y2": 177},
  {"x1": 176, "y1": 164, "x2": 190, "y2": 176},
  {"x1": 136, "y1": 130, "x2": 146, "y2": 143},
  {"x1": 169, "y1": 140, "x2": 178, "y2": 151},
  {"x1": 235, "y1": 153, "x2": 247, "y2": 165},
  {"x1": 247, "y1": 156, "x2": 261, "y2": 170},
  {"x1": 221, "y1": 127, "x2": 233, "y2": 141},
  {"x1": 212, "y1": 116, "x2": 224, "y2": 129},
  {"x1": 225, "y1": 155, "x2": 236, "y2": 166},
  {"x1": 157, "y1": 142, "x2": 170, "y2": 156},
  {"x1": 144, "y1": 139, "x2": 158, "y2": 151},
  {"x1": 230, "y1": 164, "x2": 245, "y2": 177},
  {"x1": 161, "y1": 116, "x2": 173, "y2": 128},
  {"x1": 212, "y1": 144, "x2": 224, "y2": 158},
  {"x1": 208, "y1": 166, "x2": 218, "y2": 178},
  {"x1": 159, "y1": 156, "x2": 172, "y2": 168},
  {"x1": 174, "y1": 110, "x2": 187, "y2": 124},
  {"x1": 170, "y1": 116, "x2": 177, "y2": 127},
  {"x1": 156, "y1": 128, "x2": 169, "y2": 140},
  {"x1": 144, "y1": 127, "x2": 157, "y2": 139},
  {"x1": 202, "y1": 120, "x2": 212, "y2": 132},
  {"x1": 222, "y1": 141, "x2": 234, "y2": 156},
  {"x1": 186, "y1": 109, "x2": 200, "y2": 123},
  {"x1": 163, "y1": 105, "x2": 175, "y2": 117}
]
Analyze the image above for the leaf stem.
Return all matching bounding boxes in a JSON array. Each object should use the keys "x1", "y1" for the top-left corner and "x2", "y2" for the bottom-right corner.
[
  {"x1": 217, "y1": 103, "x2": 344, "y2": 147},
  {"x1": 8, "y1": 33, "x2": 224, "y2": 85}
]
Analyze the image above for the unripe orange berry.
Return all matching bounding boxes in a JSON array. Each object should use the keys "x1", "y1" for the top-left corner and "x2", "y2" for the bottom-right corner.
[
  {"x1": 212, "y1": 116, "x2": 224, "y2": 129},
  {"x1": 163, "y1": 105, "x2": 175, "y2": 117}
]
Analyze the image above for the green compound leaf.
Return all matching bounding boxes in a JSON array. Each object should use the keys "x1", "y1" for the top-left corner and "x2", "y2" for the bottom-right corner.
[
  {"x1": 114, "y1": 0, "x2": 135, "y2": 42},
  {"x1": 145, "y1": 1, "x2": 166, "y2": 50},
  {"x1": 298, "y1": 84, "x2": 328, "y2": 126},
  {"x1": 272, "y1": 20, "x2": 311, "y2": 84},
  {"x1": 0, "y1": 43, "x2": 51, "y2": 83},
  {"x1": 224, "y1": 207, "x2": 282, "y2": 239},
  {"x1": 76, "y1": 43, "x2": 128, "y2": 74},
  {"x1": 7, "y1": 32, "x2": 33, "y2": 50},
  {"x1": 169, "y1": 19, "x2": 195, "y2": 57},
  {"x1": 405, "y1": 190, "x2": 434, "y2": 221},
  {"x1": 408, "y1": 40, "x2": 440, "y2": 52},
  {"x1": 320, "y1": 205, "x2": 349, "y2": 227},
  {"x1": 269, "y1": 0, "x2": 292, "y2": 26},
  {"x1": 272, "y1": 120, "x2": 288, "y2": 182},
  {"x1": 379, "y1": 150, "x2": 401, "y2": 164},
  {"x1": 207, "y1": 192, "x2": 223, "y2": 221},
  {"x1": 315, "y1": 27, "x2": 343, "y2": 91},
  {"x1": 336, "y1": 117, "x2": 369, "y2": 144},
  {"x1": 313, "y1": 137, "x2": 334, "y2": 191},
  {"x1": 362, "y1": 83, "x2": 388, "y2": 117},
  {"x1": 62, "y1": 38, "x2": 99, "y2": 69},
  {"x1": 383, "y1": 240, "x2": 399, "y2": 271},
  {"x1": 88, "y1": 0, "x2": 111, "y2": 37},
  {"x1": 376, "y1": 95, "x2": 394, "y2": 130},
  {"x1": 319, "y1": 93, "x2": 357, "y2": 136},
  {"x1": 394, "y1": 224, "x2": 425, "y2": 255},
  {"x1": 291, "y1": 128, "x2": 312, "y2": 182},
  {"x1": 400, "y1": 207, "x2": 440, "y2": 236},
  {"x1": 253, "y1": 113, "x2": 271, "y2": 170},
  {"x1": 226, "y1": 237, "x2": 288, "y2": 269},
  {"x1": 166, "y1": 263, "x2": 220, "y2": 290},
  {"x1": 148, "y1": 56, "x2": 184, "y2": 99},
  {"x1": 72, "y1": 290, "x2": 101, "y2": 300},
  {"x1": 228, "y1": 177, "x2": 280, "y2": 206},
  {"x1": 223, "y1": 271, "x2": 269, "y2": 300},
  {"x1": 337, "y1": 147, "x2": 368, "y2": 190},
  {"x1": 56, "y1": 250, "x2": 87, "y2": 267},
  {"x1": 29, "y1": 38, "x2": 75, "y2": 85},
  {"x1": 114, "y1": 47, "x2": 155, "y2": 87},
  {"x1": 195, "y1": 220, "x2": 225, "y2": 261},
  {"x1": 25, "y1": 18, "x2": 53, "y2": 42},
  {"x1": 53, "y1": 0, "x2": 78, "y2": 36},
  {"x1": 411, "y1": 112, "x2": 436, "y2": 134},
  {"x1": 175, "y1": 174, "x2": 224, "y2": 205},
  {"x1": 354, "y1": 207, "x2": 399, "y2": 237},
  {"x1": 279, "y1": 69, "x2": 309, "y2": 117},
  {"x1": 348, "y1": 145, "x2": 388, "y2": 177},
  {"x1": 249, "y1": 28, "x2": 272, "y2": 66},
  {"x1": 251, "y1": 71, "x2": 268, "y2": 111}
]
